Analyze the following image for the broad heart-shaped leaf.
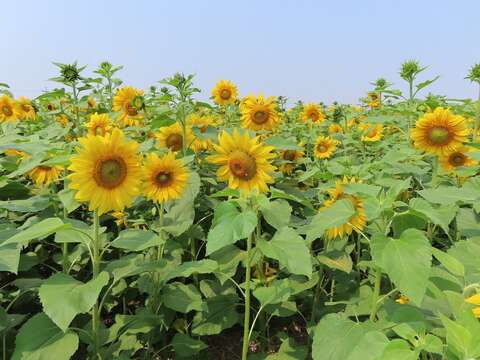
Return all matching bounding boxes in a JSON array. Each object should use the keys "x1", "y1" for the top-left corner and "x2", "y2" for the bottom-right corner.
[
  {"x1": 12, "y1": 313, "x2": 79, "y2": 360},
  {"x1": 172, "y1": 333, "x2": 208, "y2": 357},
  {"x1": 312, "y1": 313, "x2": 389, "y2": 360},
  {"x1": 417, "y1": 186, "x2": 478, "y2": 205},
  {"x1": 163, "y1": 259, "x2": 218, "y2": 283},
  {"x1": 431, "y1": 247, "x2": 464, "y2": 277},
  {"x1": 371, "y1": 229, "x2": 432, "y2": 305},
  {"x1": 110, "y1": 229, "x2": 163, "y2": 251},
  {"x1": 1, "y1": 218, "x2": 67, "y2": 248},
  {"x1": 409, "y1": 197, "x2": 457, "y2": 235},
  {"x1": 257, "y1": 227, "x2": 312, "y2": 278},
  {"x1": 0, "y1": 229, "x2": 21, "y2": 273},
  {"x1": 162, "y1": 282, "x2": 203, "y2": 313},
  {"x1": 302, "y1": 199, "x2": 355, "y2": 242},
  {"x1": 258, "y1": 197, "x2": 292, "y2": 230},
  {"x1": 191, "y1": 294, "x2": 239, "y2": 335},
  {"x1": 57, "y1": 188, "x2": 81, "y2": 214},
  {"x1": 39, "y1": 271, "x2": 109, "y2": 332},
  {"x1": 0, "y1": 195, "x2": 50, "y2": 213},
  {"x1": 206, "y1": 202, "x2": 257, "y2": 255}
]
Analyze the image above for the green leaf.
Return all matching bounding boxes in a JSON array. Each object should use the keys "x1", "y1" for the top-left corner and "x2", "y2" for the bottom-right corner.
[
  {"x1": 57, "y1": 189, "x2": 81, "y2": 214},
  {"x1": 431, "y1": 248, "x2": 464, "y2": 277},
  {"x1": 318, "y1": 250, "x2": 353, "y2": 273},
  {"x1": 12, "y1": 313, "x2": 79, "y2": 360},
  {"x1": 376, "y1": 339, "x2": 417, "y2": 360},
  {"x1": 259, "y1": 198, "x2": 292, "y2": 230},
  {"x1": 2, "y1": 218, "x2": 66, "y2": 248},
  {"x1": 0, "y1": 195, "x2": 50, "y2": 213},
  {"x1": 371, "y1": 229, "x2": 432, "y2": 305},
  {"x1": 191, "y1": 294, "x2": 239, "y2": 335},
  {"x1": 418, "y1": 186, "x2": 478, "y2": 205},
  {"x1": 163, "y1": 259, "x2": 218, "y2": 283},
  {"x1": 303, "y1": 199, "x2": 355, "y2": 242},
  {"x1": 409, "y1": 198, "x2": 457, "y2": 235},
  {"x1": 0, "y1": 229, "x2": 21, "y2": 273},
  {"x1": 439, "y1": 313, "x2": 472, "y2": 359},
  {"x1": 206, "y1": 202, "x2": 257, "y2": 255},
  {"x1": 263, "y1": 337, "x2": 308, "y2": 359},
  {"x1": 456, "y1": 208, "x2": 480, "y2": 238},
  {"x1": 448, "y1": 238, "x2": 480, "y2": 283},
  {"x1": 172, "y1": 333, "x2": 208, "y2": 357},
  {"x1": 163, "y1": 282, "x2": 203, "y2": 313},
  {"x1": 39, "y1": 272, "x2": 109, "y2": 332},
  {"x1": 111, "y1": 229, "x2": 163, "y2": 251},
  {"x1": 257, "y1": 227, "x2": 312, "y2": 277}
]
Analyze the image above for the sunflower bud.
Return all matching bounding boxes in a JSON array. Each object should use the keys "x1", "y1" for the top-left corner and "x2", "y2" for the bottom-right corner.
[
  {"x1": 400, "y1": 60, "x2": 422, "y2": 81},
  {"x1": 61, "y1": 64, "x2": 81, "y2": 83},
  {"x1": 466, "y1": 63, "x2": 480, "y2": 83}
]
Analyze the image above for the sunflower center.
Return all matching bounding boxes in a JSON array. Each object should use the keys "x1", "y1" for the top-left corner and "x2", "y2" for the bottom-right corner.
[
  {"x1": 21, "y1": 104, "x2": 31, "y2": 112},
  {"x1": 283, "y1": 150, "x2": 297, "y2": 161},
  {"x1": 428, "y1": 127, "x2": 450, "y2": 145},
  {"x1": 220, "y1": 89, "x2": 231, "y2": 100},
  {"x1": 155, "y1": 171, "x2": 173, "y2": 187},
  {"x1": 253, "y1": 110, "x2": 269, "y2": 124},
  {"x1": 94, "y1": 157, "x2": 127, "y2": 189},
  {"x1": 126, "y1": 103, "x2": 138, "y2": 116},
  {"x1": 228, "y1": 151, "x2": 257, "y2": 180},
  {"x1": 450, "y1": 153, "x2": 466, "y2": 166},
  {"x1": 309, "y1": 111, "x2": 319, "y2": 121},
  {"x1": 166, "y1": 133, "x2": 183, "y2": 151},
  {"x1": 317, "y1": 144, "x2": 327, "y2": 153},
  {"x1": 2, "y1": 106, "x2": 13, "y2": 117}
]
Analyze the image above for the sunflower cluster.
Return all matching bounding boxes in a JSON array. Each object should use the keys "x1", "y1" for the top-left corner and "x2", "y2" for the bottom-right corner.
[{"x1": 0, "y1": 95, "x2": 36, "y2": 122}]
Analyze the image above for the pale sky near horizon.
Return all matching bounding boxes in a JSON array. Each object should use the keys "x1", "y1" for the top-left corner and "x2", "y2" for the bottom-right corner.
[{"x1": 1, "y1": 0, "x2": 480, "y2": 104}]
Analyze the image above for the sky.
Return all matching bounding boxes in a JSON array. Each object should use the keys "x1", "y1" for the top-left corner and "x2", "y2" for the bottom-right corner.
[{"x1": 1, "y1": 0, "x2": 480, "y2": 104}]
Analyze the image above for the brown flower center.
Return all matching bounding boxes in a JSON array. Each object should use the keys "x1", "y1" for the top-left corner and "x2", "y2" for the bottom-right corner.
[
  {"x1": 428, "y1": 126, "x2": 450, "y2": 145},
  {"x1": 21, "y1": 104, "x2": 31, "y2": 113},
  {"x1": 317, "y1": 144, "x2": 328, "y2": 153},
  {"x1": 220, "y1": 89, "x2": 231, "y2": 100},
  {"x1": 228, "y1": 151, "x2": 257, "y2": 180},
  {"x1": 2, "y1": 106, "x2": 13, "y2": 117},
  {"x1": 155, "y1": 171, "x2": 173, "y2": 187},
  {"x1": 309, "y1": 111, "x2": 319, "y2": 122},
  {"x1": 93, "y1": 157, "x2": 127, "y2": 189},
  {"x1": 252, "y1": 110, "x2": 269, "y2": 124},
  {"x1": 126, "y1": 103, "x2": 138, "y2": 116},
  {"x1": 449, "y1": 152, "x2": 466, "y2": 166},
  {"x1": 47, "y1": 104, "x2": 55, "y2": 111},
  {"x1": 166, "y1": 133, "x2": 183, "y2": 151},
  {"x1": 283, "y1": 150, "x2": 297, "y2": 161}
]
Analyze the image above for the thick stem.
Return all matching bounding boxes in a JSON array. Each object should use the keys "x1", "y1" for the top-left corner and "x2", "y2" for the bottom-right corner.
[
  {"x1": 241, "y1": 232, "x2": 254, "y2": 360},
  {"x1": 431, "y1": 156, "x2": 439, "y2": 188},
  {"x1": 91, "y1": 210, "x2": 101, "y2": 355},
  {"x1": 369, "y1": 267, "x2": 382, "y2": 322}
]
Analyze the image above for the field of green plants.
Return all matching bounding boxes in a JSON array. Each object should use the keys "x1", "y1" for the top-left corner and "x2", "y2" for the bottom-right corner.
[{"x1": 0, "y1": 60, "x2": 479, "y2": 359}]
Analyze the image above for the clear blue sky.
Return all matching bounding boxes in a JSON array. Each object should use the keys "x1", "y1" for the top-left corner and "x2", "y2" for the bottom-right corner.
[{"x1": 2, "y1": 0, "x2": 479, "y2": 104}]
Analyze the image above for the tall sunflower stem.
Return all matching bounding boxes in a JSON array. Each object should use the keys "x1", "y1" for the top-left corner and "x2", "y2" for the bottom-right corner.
[
  {"x1": 241, "y1": 231, "x2": 254, "y2": 360},
  {"x1": 474, "y1": 86, "x2": 480, "y2": 142},
  {"x1": 91, "y1": 210, "x2": 101, "y2": 356},
  {"x1": 369, "y1": 267, "x2": 382, "y2": 322},
  {"x1": 431, "y1": 156, "x2": 439, "y2": 188}
]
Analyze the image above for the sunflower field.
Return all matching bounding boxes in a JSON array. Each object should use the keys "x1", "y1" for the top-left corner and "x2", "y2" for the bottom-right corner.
[{"x1": 0, "y1": 60, "x2": 479, "y2": 360}]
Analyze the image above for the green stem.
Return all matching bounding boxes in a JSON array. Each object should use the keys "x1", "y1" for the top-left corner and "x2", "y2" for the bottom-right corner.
[
  {"x1": 242, "y1": 232, "x2": 254, "y2": 360},
  {"x1": 369, "y1": 267, "x2": 382, "y2": 322},
  {"x1": 473, "y1": 85, "x2": 480, "y2": 143},
  {"x1": 431, "y1": 156, "x2": 439, "y2": 188},
  {"x1": 310, "y1": 265, "x2": 324, "y2": 323},
  {"x1": 91, "y1": 210, "x2": 101, "y2": 355}
]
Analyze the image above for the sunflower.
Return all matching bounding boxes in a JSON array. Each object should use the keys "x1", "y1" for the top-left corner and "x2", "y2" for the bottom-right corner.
[
  {"x1": 361, "y1": 123, "x2": 383, "y2": 142},
  {"x1": 439, "y1": 147, "x2": 477, "y2": 172},
  {"x1": 240, "y1": 95, "x2": 280, "y2": 132},
  {"x1": 301, "y1": 103, "x2": 325, "y2": 124},
  {"x1": 314, "y1": 136, "x2": 337, "y2": 159},
  {"x1": 207, "y1": 129, "x2": 276, "y2": 194},
  {"x1": 68, "y1": 128, "x2": 142, "y2": 215},
  {"x1": 86, "y1": 113, "x2": 113, "y2": 136},
  {"x1": 143, "y1": 152, "x2": 190, "y2": 203},
  {"x1": 328, "y1": 123, "x2": 343, "y2": 134},
  {"x1": 112, "y1": 86, "x2": 144, "y2": 127},
  {"x1": 87, "y1": 96, "x2": 97, "y2": 109},
  {"x1": 112, "y1": 211, "x2": 128, "y2": 227},
  {"x1": 367, "y1": 92, "x2": 381, "y2": 108},
  {"x1": 26, "y1": 165, "x2": 64, "y2": 186},
  {"x1": 3, "y1": 149, "x2": 30, "y2": 163},
  {"x1": 211, "y1": 80, "x2": 238, "y2": 105},
  {"x1": 0, "y1": 96, "x2": 21, "y2": 123},
  {"x1": 395, "y1": 295, "x2": 410, "y2": 305},
  {"x1": 321, "y1": 177, "x2": 367, "y2": 239},
  {"x1": 279, "y1": 144, "x2": 304, "y2": 175},
  {"x1": 56, "y1": 114, "x2": 69, "y2": 126},
  {"x1": 17, "y1": 97, "x2": 36, "y2": 120},
  {"x1": 411, "y1": 107, "x2": 469, "y2": 156},
  {"x1": 156, "y1": 122, "x2": 195, "y2": 152},
  {"x1": 466, "y1": 293, "x2": 480, "y2": 318},
  {"x1": 188, "y1": 114, "x2": 214, "y2": 152}
]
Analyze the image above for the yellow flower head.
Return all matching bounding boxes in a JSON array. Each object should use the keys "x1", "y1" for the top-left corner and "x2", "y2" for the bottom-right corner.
[
  {"x1": 87, "y1": 96, "x2": 97, "y2": 109},
  {"x1": 328, "y1": 123, "x2": 343, "y2": 135},
  {"x1": 367, "y1": 92, "x2": 381, "y2": 108},
  {"x1": 113, "y1": 86, "x2": 144, "y2": 127},
  {"x1": 321, "y1": 177, "x2": 367, "y2": 240},
  {"x1": 4, "y1": 149, "x2": 30, "y2": 162},
  {"x1": 314, "y1": 136, "x2": 338, "y2": 159},
  {"x1": 240, "y1": 95, "x2": 280, "y2": 132},
  {"x1": 56, "y1": 114, "x2": 69, "y2": 126},
  {"x1": 301, "y1": 103, "x2": 325, "y2": 124},
  {"x1": 361, "y1": 123, "x2": 383, "y2": 142},
  {"x1": 411, "y1": 107, "x2": 469, "y2": 156},
  {"x1": 18, "y1": 97, "x2": 36, "y2": 120},
  {"x1": 86, "y1": 113, "x2": 113, "y2": 136},
  {"x1": 439, "y1": 146, "x2": 477, "y2": 172},
  {"x1": 465, "y1": 293, "x2": 480, "y2": 318},
  {"x1": 156, "y1": 122, "x2": 195, "y2": 152},
  {"x1": 68, "y1": 128, "x2": 142, "y2": 215},
  {"x1": 0, "y1": 96, "x2": 21, "y2": 123},
  {"x1": 207, "y1": 129, "x2": 276, "y2": 194},
  {"x1": 279, "y1": 144, "x2": 304, "y2": 175},
  {"x1": 396, "y1": 294, "x2": 410, "y2": 305},
  {"x1": 26, "y1": 165, "x2": 64, "y2": 186},
  {"x1": 188, "y1": 114, "x2": 214, "y2": 153},
  {"x1": 211, "y1": 80, "x2": 238, "y2": 105},
  {"x1": 143, "y1": 152, "x2": 190, "y2": 203}
]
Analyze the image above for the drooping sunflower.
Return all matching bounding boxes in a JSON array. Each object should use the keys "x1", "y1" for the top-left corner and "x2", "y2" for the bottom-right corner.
[
  {"x1": 112, "y1": 86, "x2": 144, "y2": 127},
  {"x1": 240, "y1": 95, "x2": 280, "y2": 132},
  {"x1": 211, "y1": 80, "x2": 238, "y2": 105},
  {"x1": 360, "y1": 123, "x2": 383, "y2": 142},
  {"x1": 26, "y1": 165, "x2": 64, "y2": 186},
  {"x1": 207, "y1": 129, "x2": 276, "y2": 194},
  {"x1": 328, "y1": 123, "x2": 343, "y2": 135},
  {"x1": 301, "y1": 103, "x2": 326, "y2": 124},
  {"x1": 86, "y1": 113, "x2": 113, "y2": 136},
  {"x1": 321, "y1": 177, "x2": 367, "y2": 240},
  {"x1": 279, "y1": 144, "x2": 304, "y2": 175},
  {"x1": 17, "y1": 97, "x2": 36, "y2": 120},
  {"x1": 156, "y1": 122, "x2": 195, "y2": 152},
  {"x1": 188, "y1": 114, "x2": 214, "y2": 152},
  {"x1": 439, "y1": 147, "x2": 477, "y2": 172},
  {"x1": 0, "y1": 96, "x2": 21, "y2": 123},
  {"x1": 314, "y1": 136, "x2": 337, "y2": 159},
  {"x1": 68, "y1": 128, "x2": 142, "y2": 215},
  {"x1": 143, "y1": 152, "x2": 190, "y2": 203},
  {"x1": 411, "y1": 107, "x2": 469, "y2": 155}
]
